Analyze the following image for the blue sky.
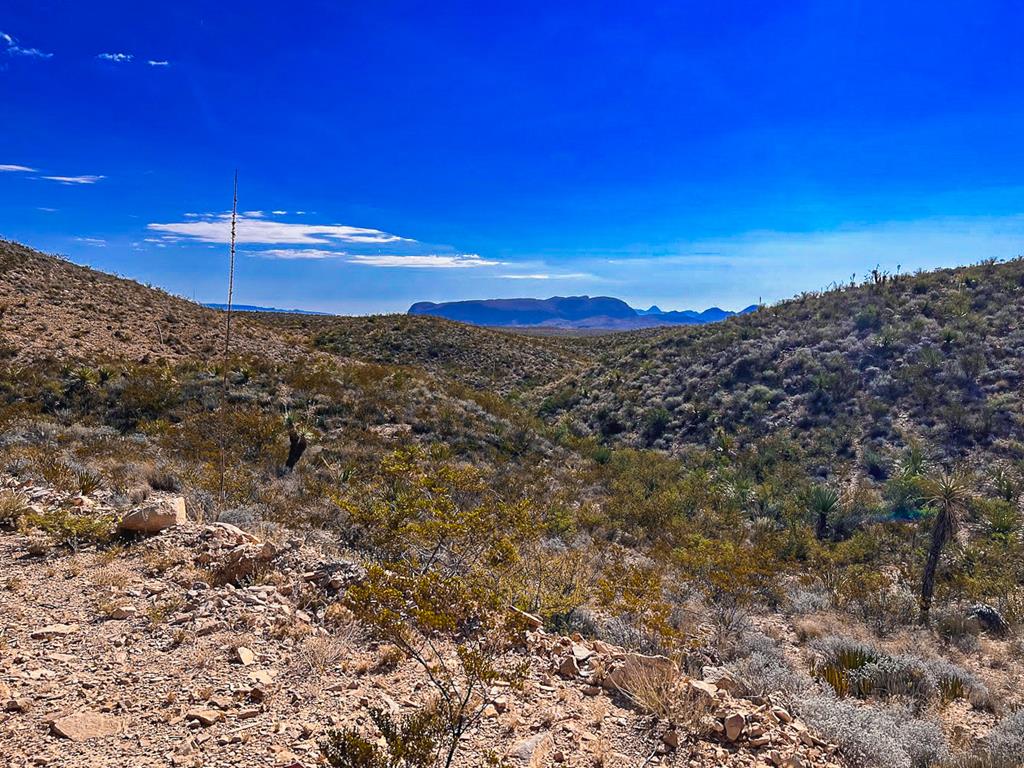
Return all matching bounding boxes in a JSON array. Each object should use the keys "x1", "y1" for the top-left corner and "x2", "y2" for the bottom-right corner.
[{"x1": 2, "y1": 1, "x2": 1024, "y2": 314}]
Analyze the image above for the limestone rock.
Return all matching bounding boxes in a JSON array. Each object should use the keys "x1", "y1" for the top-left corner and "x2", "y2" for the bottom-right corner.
[
  {"x1": 185, "y1": 708, "x2": 225, "y2": 727},
  {"x1": 108, "y1": 603, "x2": 137, "y2": 620},
  {"x1": 724, "y1": 712, "x2": 745, "y2": 741},
  {"x1": 31, "y1": 623, "x2": 79, "y2": 639},
  {"x1": 119, "y1": 495, "x2": 186, "y2": 533},
  {"x1": 506, "y1": 732, "x2": 553, "y2": 768},
  {"x1": 51, "y1": 711, "x2": 123, "y2": 741},
  {"x1": 602, "y1": 653, "x2": 676, "y2": 692},
  {"x1": 689, "y1": 679, "x2": 720, "y2": 699},
  {"x1": 702, "y1": 666, "x2": 739, "y2": 693},
  {"x1": 558, "y1": 655, "x2": 580, "y2": 679}
]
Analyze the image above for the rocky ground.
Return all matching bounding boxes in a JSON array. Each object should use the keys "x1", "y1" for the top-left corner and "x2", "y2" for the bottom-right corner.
[{"x1": 0, "y1": 477, "x2": 845, "y2": 768}]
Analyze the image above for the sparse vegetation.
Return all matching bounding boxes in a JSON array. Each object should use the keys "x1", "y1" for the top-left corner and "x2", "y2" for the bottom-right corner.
[{"x1": 5, "y1": 242, "x2": 1024, "y2": 766}]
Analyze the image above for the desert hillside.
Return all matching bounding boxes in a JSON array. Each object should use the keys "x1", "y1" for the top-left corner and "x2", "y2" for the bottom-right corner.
[
  {"x1": 542, "y1": 259, "x2": 1024, "y2": 469},
  {"x1": 3, "y1": 243, "x2": 1024, "y2": 768},
  {"x1": 0, "y1": 241, "x2": 297, "y2": 365}
]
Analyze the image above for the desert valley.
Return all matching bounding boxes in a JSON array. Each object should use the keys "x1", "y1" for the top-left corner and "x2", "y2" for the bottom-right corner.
[{"x1": 3, "y1": 241, "x2": 1024, "y2": 767}]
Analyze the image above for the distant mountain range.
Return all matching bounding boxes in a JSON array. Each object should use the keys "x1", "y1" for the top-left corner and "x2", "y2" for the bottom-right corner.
[
  {"x1": 204, "y1": 303, "x2": 330, "y2": 316},
  {"x1": 408, "y1": 296, "x2": 757, "y2": 329}
]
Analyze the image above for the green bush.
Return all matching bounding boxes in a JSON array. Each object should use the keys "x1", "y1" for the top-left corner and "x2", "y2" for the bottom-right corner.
[{"x1": 23, "y1": 506, "x2": 117, "y2": 550}]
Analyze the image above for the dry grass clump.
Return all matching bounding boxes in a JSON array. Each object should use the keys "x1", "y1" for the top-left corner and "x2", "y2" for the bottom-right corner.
[
  {"x1": 617, "y1": 663, "x2": 712, "y2": 736},
  {"x1": 0, "y1": 490, "x2": 29, "y2": 529},
  {"x1": 293, "y1": 635, "x2": 347, "y2": 674}
]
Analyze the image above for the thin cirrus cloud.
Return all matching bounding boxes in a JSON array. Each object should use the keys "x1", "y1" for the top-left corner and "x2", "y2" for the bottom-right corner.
[
  {"x1": 499, "y1": 272, "x2": 595, "y2": 280},
  {"x1": 252, "y1": 249, "x2": 347, "y2": 260},
  {"x1": 41, "y1": 174, "x2": 105, "y2": 185},
  {"x1": 1, "y1": 31, "x2": 53, "y2": 59},
  {"x1": 147, "y1": 60, "x2": 170, "y2": 67},
  {"x1": 2, "y1": 164, "x2": 103, "y2": 184},
  {"x1": 249, "y1": 249, "x2": 497, "y2": 268},
  {"x1": 348, "y1": 254, "x2": 500, "y2": 268},
  {"x1": 148, "y1": 213, "x2": 414, "y2": 245},
  {"x1": 97, "y1": 52, "x2": 133, "y2": 63}
]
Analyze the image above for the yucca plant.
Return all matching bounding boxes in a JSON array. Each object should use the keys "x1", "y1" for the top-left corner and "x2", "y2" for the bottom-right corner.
[
  {"x1": 810, "y1": 485, "x2": 840, "y2": 540},
  {"x1": 920, "y1": 472, "x2": 972, "y2": 624}
]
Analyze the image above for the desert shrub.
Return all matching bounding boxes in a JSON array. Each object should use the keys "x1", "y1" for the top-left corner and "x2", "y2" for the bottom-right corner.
[
  {"x1": 846, "y1": 654, "x2": 936, "y2": 705},
  {"x1": 335, "y1": 446, "x2": 533, "y2": 574},
  {"x1": 342, "y1": 449, "x2": 534, "y2": 767},
  {"x1": 725, "y1": 631, "x2": 811, "y2": 700},
  {"x1": 0, "y1": 490, "x2": 30, "y2": 529},
  {"x1": 832, "y1": 566, "x2": 917, "y2": 636},
  {"x1": 933, "y1": 605, "x2": 982, "y2": 652},
  {"x1": 671, "y1": 535, "x2": 778, "y2": 652},
  {"x1": 108, "y1": 366, "x2": 181, "y2": 429},
  {"x1": 321, "y1": 706, "x2": 443, "y2": 768},
  {"x1": 980, "y1": 498, "x2": 1020, "y2": 538},
  {"x1": 511, "y1": 541, "x2": 592, "y2": 634},
  {"x1": 927, "y1": 657, "x2": 986, "y2": 704},
  {"x1": 729, "y1": 650, "x2": 808, "y2": 699},
  {"x1": 147, "y1": 467, "x2": 181, "y2": 492},
  {"x1": 595, "y1": 554, "x2": 685, "y2": 654},
  {"x1": 787, "y1": 582, "x2": 830, "y2": 615},
  {"x1": 641, "y1": 406, "x2": 671, "y2": 444},
  {"x1": 23, "y1": 505, "x2": 117, "y2": 550},
  {"x1": 969, "y1": 708, "x2": 1024, "y2": 768},
  {"x1": 347, "y1": 564, "x2": 529, "y2": 768},
  {"x1": 798, "y1": 694, "x2": 947, "y2": 768}
]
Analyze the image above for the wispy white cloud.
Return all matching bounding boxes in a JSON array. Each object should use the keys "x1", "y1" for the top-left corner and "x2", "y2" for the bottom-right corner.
[
  {"x1": 37, "y1": 207, "x2": 57, "y2": 212},
  {"x1": 1, "y1": 31, "x2": 53, "y2": 59},
  {"x1": 242, "y1": 210, "x2": 265, "y2": 218},
  {"x1": 247, "y1": 248, "x2": 499, "y2": 268},
  {"x1": 147, "y1": 60, "x2": 169, "y2": 67},
  {"x1": 499, "y1": 272, "x2": 595, "y2": 280},
  {"x1": 11, "y1": 46, "x2": 52, "y2": 58},
  {"x1": 250, "y1": 248, "x2": 345, "y2": 260},
  {"x1": 271, "y1": 210, "x2": 287, "y2": 215},
  {"x1": 42, "y1": 174, "x2": 105, "y2": 185},
  {"x1": 0, "y1": 164, "x2": 36, "y2": 172},
  {"x1": 348, "y1": 253, "x2": 499, "y2": 268},
  {"x1": 148, "y1": 213, "x2": 413, "y2": 245},
  {"x1": 74, "y1": 237, "x2": 107, "y2": 247},
  {"x1": 97, "y1": 52, "x2": 133, "y2": 63}
]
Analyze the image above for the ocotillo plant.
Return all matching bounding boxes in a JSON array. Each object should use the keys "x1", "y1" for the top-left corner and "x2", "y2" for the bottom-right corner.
[{"x1": 218, "y1": 170, "x2": 239, "y2": 509}]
